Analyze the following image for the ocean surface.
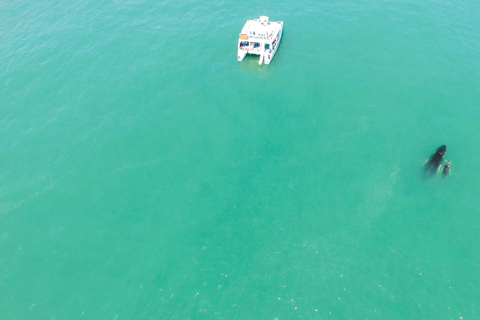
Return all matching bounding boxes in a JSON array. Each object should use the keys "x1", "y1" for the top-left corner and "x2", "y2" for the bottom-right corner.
[{"x1": 1, "y1": 0, "x2": 480, "y2": 319}]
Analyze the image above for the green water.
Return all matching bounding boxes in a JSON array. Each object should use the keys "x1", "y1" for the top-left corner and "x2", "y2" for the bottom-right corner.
[{"x1": 1, "y1": 0, "x2": 480, "y2": 319}]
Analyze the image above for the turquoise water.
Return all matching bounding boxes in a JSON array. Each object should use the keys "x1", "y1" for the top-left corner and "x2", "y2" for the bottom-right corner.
[{"x1": 1, "y1": 0, "x2": 480, "y2": 319}]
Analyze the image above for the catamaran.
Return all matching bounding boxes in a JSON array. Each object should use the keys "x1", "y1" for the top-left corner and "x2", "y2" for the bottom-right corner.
[{"x1": 237, "y1": 16, "x2": 283, "y2": 65}]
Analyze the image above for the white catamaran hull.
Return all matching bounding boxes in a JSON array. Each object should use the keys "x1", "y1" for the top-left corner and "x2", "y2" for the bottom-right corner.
[{"x1": 264, "y1": 28, "x2": 282, "y2": 65}]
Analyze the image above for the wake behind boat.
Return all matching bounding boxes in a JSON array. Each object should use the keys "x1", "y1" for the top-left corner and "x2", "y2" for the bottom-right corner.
[{"x1": 237, "y1": 16, "x2": 283, "y2": 65}]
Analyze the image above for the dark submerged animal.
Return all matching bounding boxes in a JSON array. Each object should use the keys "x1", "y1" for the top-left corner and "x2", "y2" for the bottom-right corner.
[
  {"x1": 425, "y1": 145, "x2": 446, "y2": 175},
  {"x1": 443, "y1": 161, "x2": 451, "y2": 177}
]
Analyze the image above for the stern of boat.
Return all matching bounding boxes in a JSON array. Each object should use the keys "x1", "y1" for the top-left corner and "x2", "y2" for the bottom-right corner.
[{"x1": 237, "y1": 50, "x2": 247, "y2": 61}]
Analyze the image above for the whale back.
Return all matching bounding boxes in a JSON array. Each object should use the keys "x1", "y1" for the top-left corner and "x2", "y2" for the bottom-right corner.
[
  {"x1": 425, "y1": 145, "x2": 447, "y2": 175},
  {"x1": 443, "y1": 161, "x2": 451, "y2": 177}
]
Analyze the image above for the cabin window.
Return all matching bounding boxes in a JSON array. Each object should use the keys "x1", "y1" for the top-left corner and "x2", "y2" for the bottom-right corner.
[
  {"x1": 239, "y1": 41, "x2": 249, "y2": 48},
  {"x1": 265, "y1": 44, "x2": 270, "y2": 50}
]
